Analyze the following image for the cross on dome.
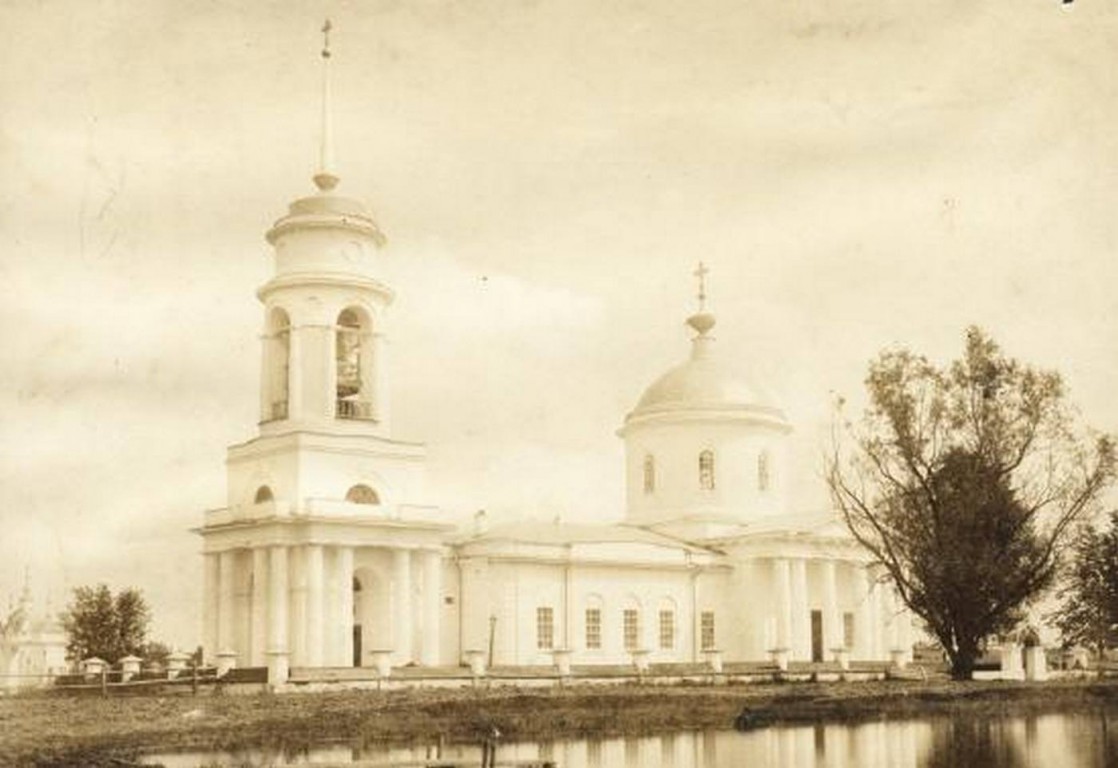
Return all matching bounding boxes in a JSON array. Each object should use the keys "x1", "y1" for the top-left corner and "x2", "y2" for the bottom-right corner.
[
  {"x1": 694, "y1": 261, "x2": 709, "y2": 312},
  {"x1": 686, "y1": 262, "x2": 716, "y2": 338}
]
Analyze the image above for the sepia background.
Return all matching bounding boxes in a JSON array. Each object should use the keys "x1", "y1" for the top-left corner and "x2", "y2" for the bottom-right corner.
[{"x1": 1, "y1": 0, "x2": 1115, "y2": 647}]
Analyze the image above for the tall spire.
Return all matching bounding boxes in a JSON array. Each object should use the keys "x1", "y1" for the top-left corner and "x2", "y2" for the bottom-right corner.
[
  {"x1": 313, "y1": 19, "x2": 339, "y2": 192},
  {"x1": 686, "y1": 261, "x2": 716, "y2": 340}
]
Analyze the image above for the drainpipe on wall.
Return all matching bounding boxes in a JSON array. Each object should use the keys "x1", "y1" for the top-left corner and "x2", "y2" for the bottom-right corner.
[
  {"x1": 690, "y1": 559, "x2": 700, "y2": 664},
  {"x1": 455, "y1": 557, "x2": 464, "y2": 666},
  {"x1": 563, "y1": 548, "x2": 573, "y2": 651}
]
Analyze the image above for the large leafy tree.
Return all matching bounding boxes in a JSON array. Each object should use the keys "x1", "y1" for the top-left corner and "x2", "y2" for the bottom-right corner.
[
  {"x1": 1049, "y1": 511, "x2": 1118, "y2": 656},
  {"x1": 61, "y1": 584, "x2": 151, "y2": 664},
  {"x1": 828, "y1": 327, "x2": 1115, "y2": 679}
]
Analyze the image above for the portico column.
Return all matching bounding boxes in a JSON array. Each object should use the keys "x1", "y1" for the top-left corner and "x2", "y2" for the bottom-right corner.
[
  {"x1": 898, "y1": 600, "x2": 913, "y2": 660},
  {"x1": 251, "y1": 547, "x2": 268, "y2": 666},
  {"x1": 421, "y1": 550, "x2": 441, "y2": 666},
  {"x1": 289, "y1": 547, "x2": 307, "y2": 666},
  {"x1": 822, "y1": 560, "x2": 840, "y2": 651},
  {"x1": 882, "y1": 582, "x2": 898, "y2": 652},
  {"x1": 772, "y1": 558, "x2": 791, "y2": 650},
  {"x1": 853, "y1": 563, "x2": 872, "y2": 659},
  {"x1": 337, "y1": 547, "x2": 355, "y2": 667},
  {"x1": 305, "y1": 544, "x2": 325, "y2": 667},
  {"x1": 203, "y1": 553, "x2": 219, "y2": 663},
  {"x1": 868, "y1": 569, "x2": 883, "y2": 660},
  {"x1": 393, "y1": 549, "x2": 414, "y2": 663},
  {"x1": 790, "y1": 559, "x2": 809, "y2": 660},
  {"x1": 323, "y1": 548, "x2": 339, "y2": 665},
  {"x1": 268, "y1": 546, "x2": 289, "y2": 650},
  {"x1": 217, "y1": 550, "x2": 236, "y2": 655}
]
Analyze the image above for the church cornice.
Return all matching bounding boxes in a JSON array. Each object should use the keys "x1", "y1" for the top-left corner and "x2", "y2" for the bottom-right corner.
[
  {"x1": 617, "y1": 404, "x2": 793, "y2": 437},
  {"x1": 265, "y1": 210, "x2": 386, "y2": 246},
  {"x1": 256, "y1": 272, "x2": 396, "y2": 304},
  {"x1": 452, "y1": 551, "x2": 731, "y2": 573},
  {"x1": 195, "y1": 516, "x2": 455, "y2": 550},
  {"x1": 226, "y1": 429, "x2": 426, "y2": 463}
]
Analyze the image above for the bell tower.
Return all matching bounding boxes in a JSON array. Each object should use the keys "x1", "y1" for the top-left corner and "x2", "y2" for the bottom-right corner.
[
  {"x1": 259, "y1": 19, "x2": 392, "y2": 435},
  {"x1": 198, "y1": 23, "x2": 451, "y2": 675}
]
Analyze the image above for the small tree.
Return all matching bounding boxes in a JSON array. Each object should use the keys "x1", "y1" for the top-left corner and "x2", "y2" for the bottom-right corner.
[
  {"x1": 61, "y1": 584, "x2": 151, "y2": 664},
  {"x1": 140, "y1": 640, "x2": 172, "y2": 669},
  {"x1": 828, "y1": 327, "x2": 1115, "y2": 679},
  {"x1": 1050, "y1": 511, "x2": 1118, "y2": 657}
]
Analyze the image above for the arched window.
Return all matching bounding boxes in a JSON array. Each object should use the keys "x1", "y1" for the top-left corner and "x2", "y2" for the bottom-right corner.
[
  {"x1": 253, "y1": 485, "x2": 274, "y2": 504},
  {"x1": 758, "y1": 450, "x2": 771, "y2": 492},
  {"x1": 336, "y1": 307, "x2": 374, "y2": 420},
  {"x1": 699, "y1": 450, "x2": 715, "y2": 491},
  {"x1": 642, "y1": 455, "x2": 656, "y2": 494},
  {"x1": 265, "y1": 308, "x2": 290, "y2": 421},
  {"x1": 345, "y1": 484, "x2": 380, "y2": 505}
]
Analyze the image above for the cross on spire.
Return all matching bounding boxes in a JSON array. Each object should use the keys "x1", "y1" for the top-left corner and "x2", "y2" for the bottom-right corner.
[
  {"x1": 313, "y1": 19, "x2": 339, "y2": 191},
  {"x1": 693, "y1": 261, "x2": 709, "y2": 312}
]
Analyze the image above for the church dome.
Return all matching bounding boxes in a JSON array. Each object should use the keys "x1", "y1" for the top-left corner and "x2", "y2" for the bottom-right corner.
[{"x1": 624, "y1": 312, "x2": 789, "y2": 429}]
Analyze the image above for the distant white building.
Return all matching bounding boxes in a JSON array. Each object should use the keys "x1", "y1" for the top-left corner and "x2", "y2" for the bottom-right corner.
[
  {"x1": 196, "y1": 33, "x2": 912, "y2": 676},
  {"x1": 0, "y1": 581, "x2": 67, "y2": 690}
]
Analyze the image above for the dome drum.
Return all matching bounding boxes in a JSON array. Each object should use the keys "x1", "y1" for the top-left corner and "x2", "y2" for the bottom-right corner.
[{"x1": 624, "y1": 427, "x2": 788, "y2": 528}]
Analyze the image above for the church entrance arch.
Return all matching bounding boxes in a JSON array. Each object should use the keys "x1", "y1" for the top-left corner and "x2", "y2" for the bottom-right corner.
[{"x1": 353, "y1": 566, "x2": 391, "y2": 668}]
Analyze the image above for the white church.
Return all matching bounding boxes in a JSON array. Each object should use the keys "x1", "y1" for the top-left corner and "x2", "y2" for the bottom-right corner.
[{"x1": 196, "y1": 31, "x2": 913, "y2": 681}]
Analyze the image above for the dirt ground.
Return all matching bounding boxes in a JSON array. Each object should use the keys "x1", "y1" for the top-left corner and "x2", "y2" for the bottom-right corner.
[{"x1": 4, "y1": 677, "x2": 1118, "y2": 767}]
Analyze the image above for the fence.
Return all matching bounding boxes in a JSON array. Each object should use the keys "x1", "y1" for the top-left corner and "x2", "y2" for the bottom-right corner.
[{"x1": 0, "y1": 663, "x2": 231, "y2": 697}]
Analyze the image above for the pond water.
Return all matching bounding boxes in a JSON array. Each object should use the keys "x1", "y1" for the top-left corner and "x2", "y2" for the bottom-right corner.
[{"x1": 145, "y1": 711, "x2": 1118, "y2": 767}]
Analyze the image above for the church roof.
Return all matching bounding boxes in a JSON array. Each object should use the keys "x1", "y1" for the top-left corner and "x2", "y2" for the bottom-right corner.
[
  {"x1": 632, "y1": 342, "x2": 780, "y2": 415},
  {"x1": 457, "y1": 520, "x2": 712, "y2": 553},
  {"x1": 624, "y1": 314, "x2": 790, "y2": 428},
  {"x1": 702, "y1": 509, "x2": 859, "y2": 545}
]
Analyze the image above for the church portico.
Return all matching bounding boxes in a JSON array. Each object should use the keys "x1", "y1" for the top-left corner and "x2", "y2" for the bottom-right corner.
[{"x1": 203, "y1": 523, "x2": 450, "y2": 670}]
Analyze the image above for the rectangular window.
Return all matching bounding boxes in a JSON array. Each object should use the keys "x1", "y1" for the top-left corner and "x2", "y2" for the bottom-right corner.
[
  {"x1": 701, "y1": 611, "x2": 716, "y2": 650},
  {"x1": 659, "y1": 610, "x2": 675, "y2": 650},
  {"x1": 623, "y1": 609, "x2": 640, "y2": 651},
  {"x1": 843, "y1": 611, "x2": 855, "y2": 649},
  {"x1": 536, "y1": 606, "x2": 554, "y2": 650},
  {"x1": 585, "y1": 608, "x2": 602, "y2": 650}
]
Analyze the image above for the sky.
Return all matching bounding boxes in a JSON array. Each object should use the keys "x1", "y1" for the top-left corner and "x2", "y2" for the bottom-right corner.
[{"x1": 1, "y1": 0, "x2": 1116, "y2": 646}]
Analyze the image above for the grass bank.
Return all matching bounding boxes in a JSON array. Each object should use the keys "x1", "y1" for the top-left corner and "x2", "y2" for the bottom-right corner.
[{"x1": 5, "y1": 678, "x2": 1118, "y2": 767}]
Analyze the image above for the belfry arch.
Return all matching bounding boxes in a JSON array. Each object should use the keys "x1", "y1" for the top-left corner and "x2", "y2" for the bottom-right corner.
[
  {"x1": 335, "y1": 306, "x2": 375, "y2": 420},
  {"x1": 264, "y1": 307, "x2": 290, "y2": 421}
]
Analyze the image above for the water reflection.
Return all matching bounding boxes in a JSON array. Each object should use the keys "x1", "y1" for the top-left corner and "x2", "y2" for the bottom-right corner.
[{"x1": 145, "y1": 710, "x2": 1118, "y2": 767}]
